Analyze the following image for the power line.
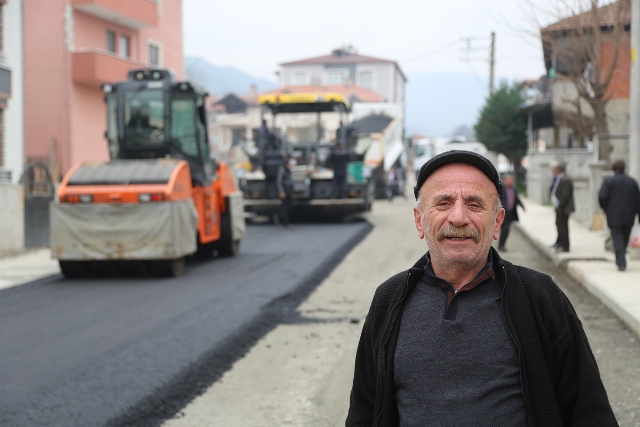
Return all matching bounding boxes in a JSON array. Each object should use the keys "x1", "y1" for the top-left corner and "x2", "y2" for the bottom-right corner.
[
  {"x1": 402, "y1": 40, "x2": 461, "y2": 63},
  {"x1": 460, "y1": 33, "x2": 496, "y2": 96}
]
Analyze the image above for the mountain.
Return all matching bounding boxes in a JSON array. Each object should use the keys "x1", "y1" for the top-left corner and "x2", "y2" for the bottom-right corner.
[
  {"x1": 185, "y1": 56, "x2": 277, "y2": 97},
  {"x1": 405, "y1": 71, "x2": 489, "y2": 137}
]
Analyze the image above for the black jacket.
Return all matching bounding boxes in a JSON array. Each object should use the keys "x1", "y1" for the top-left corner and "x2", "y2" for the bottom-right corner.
[
  {"x1": 263, "y1": 149, "x2": 284, "y2": 179},
  {"x1": 502, "y1": 185, "x2": 525, "y2": 221},
  {"x1": 598, "y1": 172, "x2": 640, "y2": 228},
  {"x1": 330, "y1": 149, "x2": 350, "y2": 178},
  {"x1": 277, "y1": 166, "x2": 294, "y2": 196},
  {"x1": 346, "y1": 248, "x2": 617, "y2": 427},
  {"x1": 555, "y1": 175, "x2": 575, "y2": 215}
]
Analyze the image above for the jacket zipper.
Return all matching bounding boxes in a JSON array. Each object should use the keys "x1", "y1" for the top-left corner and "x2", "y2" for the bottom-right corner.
[
  {"x1": 374, "y1": 270, "x2": 412, "y2": 426},
  {"x1": 500, "y1": 264, "x2": 535, "y2": 427}
]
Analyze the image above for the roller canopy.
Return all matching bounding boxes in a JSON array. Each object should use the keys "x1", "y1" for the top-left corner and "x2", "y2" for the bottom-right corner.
[
  {"x1": 68, "y1": 160, "x2": 181, "y2": 186},
  {"x1": 259, "y1": 92, "x2": 351, "y2": 114}
]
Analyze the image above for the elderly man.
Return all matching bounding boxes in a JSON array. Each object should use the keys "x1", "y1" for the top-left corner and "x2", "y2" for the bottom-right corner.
[
  {"x1": 551, "y1": 163, "x2": 574, "y2": 253},
  {"x1": 346, "y1": 151, "x2": 616, "y2": 427},
  {"x1": 599, "y1": 160, "x2": 640, "y2": 271}
]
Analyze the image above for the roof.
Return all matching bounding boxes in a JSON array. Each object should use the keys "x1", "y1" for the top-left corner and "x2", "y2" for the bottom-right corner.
[
  {"x1": 351, "y1": 114, "x2": 394, "y2": 134},
  {"x1": 543, "y1": 1, "x2": 631, "y2": 33},
  {"x1": 261, "y1": 84, "x2": 385, "y2": 103},
  {"x1": 281, "y1": 52, "x2": 394, "y2": 66}
]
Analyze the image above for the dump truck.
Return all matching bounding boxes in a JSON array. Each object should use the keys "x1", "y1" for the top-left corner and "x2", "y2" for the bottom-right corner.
[
  {"x1": 241, "y1": 93, "x2": 374, "y2": 218},
  {"x1": 51, "y1": 68, "x2": 245, "y2": 278}
]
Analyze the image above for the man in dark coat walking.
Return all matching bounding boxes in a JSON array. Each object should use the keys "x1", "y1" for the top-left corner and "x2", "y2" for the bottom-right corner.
[
  {"x1": 598, "y1": 160, "x2": 640, "y2": 271},
  {"x1": 551, "y1": 163, "x2": 574, "y2": 252},
  {"x1": 498, "y1": 174, "x2": 525, "y2": 252}
]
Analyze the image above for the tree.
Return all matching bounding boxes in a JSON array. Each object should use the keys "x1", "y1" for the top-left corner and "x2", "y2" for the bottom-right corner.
[
  {"x1": 526, "y1": 0, "x2": 630, "y2": 156},
  {"x1": 450, "y1": 125, "x2": 476, "y2": 142},
  {"x1": 474, "y1": 81, "x2": 528, "y2": 179}
]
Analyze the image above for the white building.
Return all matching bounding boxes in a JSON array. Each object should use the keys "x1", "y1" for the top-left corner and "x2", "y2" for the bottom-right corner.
[
  {"x1": 1, "y1": 0, "x2": 24, "y2": 184},
  {"x1": 278, "y1": 46, "x2": 406, "y2": 105}
]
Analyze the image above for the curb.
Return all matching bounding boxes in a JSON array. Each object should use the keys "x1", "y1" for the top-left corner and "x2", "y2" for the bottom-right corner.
[
  {"x1": 565, "y1": 262, "x2": 640, "y2": 339},
  {"x1": 514, "y1": 223, "x2": 640, "y2": 339}
]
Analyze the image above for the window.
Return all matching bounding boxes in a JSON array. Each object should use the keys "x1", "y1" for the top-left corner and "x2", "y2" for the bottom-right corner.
[
  {"x1": 106, "y1": 30, "x2": 116, "y2": 53},
  {"x1": 171, "y1": 97, "x2": 198, "y2": 158},
  {"x1": 147, "y1": 41, "x2": 162, "y2": 66},
  {"x1": 358, "y1": 71, "x2": 374, "y2": 89},
  {"x1": 106, "y1": 93, "x2": 119, "y2": 158},
  {"x1": 123, "y1": 89, "x2": 165, "y2": 145},
  {"x1": 119, "y1": 36, "x2": 130, "y2": 58},
  {"x1": 325, "y1": 70, "x2": 347, "y2": 85},
  {"x1": 293, "y1": 72, "x2": 307, "y2": 86}
]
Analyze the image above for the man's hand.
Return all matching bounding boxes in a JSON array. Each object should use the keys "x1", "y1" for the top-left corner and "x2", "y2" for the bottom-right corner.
[{"x1": 279, "y1": 191, "x2": 285, "y2": 199}]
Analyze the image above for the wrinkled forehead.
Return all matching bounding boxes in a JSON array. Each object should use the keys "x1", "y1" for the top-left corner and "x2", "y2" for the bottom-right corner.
[{"x1": 422, "y1": 163, "x2": 498, "y2": 199}]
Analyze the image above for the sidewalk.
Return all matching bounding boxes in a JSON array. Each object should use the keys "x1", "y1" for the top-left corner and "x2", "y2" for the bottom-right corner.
[
  {"x1": 515, "y1": 197, "x2": 640, "y2": 338},
  {"x1": 0, "y1": 248, "x2": 60, "y2": 291}
]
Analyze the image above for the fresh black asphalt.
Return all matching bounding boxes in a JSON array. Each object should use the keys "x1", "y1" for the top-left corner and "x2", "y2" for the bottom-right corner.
[{"x1": 0, "y1": 221, "x2": 371, "y2": 427}]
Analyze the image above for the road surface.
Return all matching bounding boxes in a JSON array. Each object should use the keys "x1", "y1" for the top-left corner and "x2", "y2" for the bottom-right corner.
[{"x1": 0, "y1": 221, "x2": 371, "y2": 427}]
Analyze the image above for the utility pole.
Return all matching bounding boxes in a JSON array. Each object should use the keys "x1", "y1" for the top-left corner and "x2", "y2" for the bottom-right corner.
[
  {"x1": 489, "y1": 32, "x2": 496, "y2": 96},
  {"x1": 630, "y1": 0, "x2": 640, "y2": 181},
  {"x1": 460, "y1": 32, "x2": 496, "y2": 97}
]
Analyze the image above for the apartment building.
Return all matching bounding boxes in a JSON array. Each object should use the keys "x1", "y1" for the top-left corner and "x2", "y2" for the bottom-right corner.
[
  {"x1": 24, "y1": 0, "x2": 184, "y2": 177},
  {"x1": 279, "y1": 47, "x2": 406, "y2": 104}
]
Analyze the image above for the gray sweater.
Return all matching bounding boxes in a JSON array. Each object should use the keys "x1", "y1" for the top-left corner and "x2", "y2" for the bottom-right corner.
[{"x1": 394, "y1": 259, "x2": 527, "y2": 426}]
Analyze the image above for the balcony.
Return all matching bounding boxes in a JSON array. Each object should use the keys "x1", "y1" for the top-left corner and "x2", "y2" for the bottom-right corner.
[
  {"x1": 72, "y1": 50, "x2": 147, "y2": 87},
  {"x1": 71, "y1": 0, "x2": 158, "y2": 29}
]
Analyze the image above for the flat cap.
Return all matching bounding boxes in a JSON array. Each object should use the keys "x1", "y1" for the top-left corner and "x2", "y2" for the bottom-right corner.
[{"x1": 413, "y1": 150, "x2": 503, "y2": 200}]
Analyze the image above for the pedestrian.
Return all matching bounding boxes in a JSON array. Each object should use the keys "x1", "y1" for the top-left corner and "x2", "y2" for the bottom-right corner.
[
  {"x1": 346, "y1": 150, "x2": 616, "y2": 426},
  {"x1": 551, "y1": 162, "x2": 574, "y2": 253},
  {"x1": 330, "y1": 142, "x2": 349, "y2": 198},
  {"x1": 257, "y1": 119, "x2": 271, "y2": 151},
  {"x1": 277, "y1": 158, "x2": 294, "y2": 228},
  {"x1": 598, "y1": 160, "x2": 640, "y2": 271},
  {"x1": 262, "y1": 141, "x2": 284, "y2": 199},
  {"x1": 498, "y1": 174, "x2": 525, "y2": 252},
  {"x1": 387, "y1": 168, "x2": 398, "y2": 202},
  {"x1": 548, "y1": 160, "x2": 560, "y2": 249}
]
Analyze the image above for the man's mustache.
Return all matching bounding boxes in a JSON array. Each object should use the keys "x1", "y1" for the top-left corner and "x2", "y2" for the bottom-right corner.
[{"x1": 436, "y1": 226, "x2": 480, "y2": 242}]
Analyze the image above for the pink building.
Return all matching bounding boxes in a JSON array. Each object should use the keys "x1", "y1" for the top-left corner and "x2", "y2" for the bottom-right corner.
[{"x1": 24, "y1": 0, "x2": 183, "y2": 177}]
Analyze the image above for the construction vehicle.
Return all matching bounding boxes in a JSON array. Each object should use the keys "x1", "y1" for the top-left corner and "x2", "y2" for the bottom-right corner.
[
  {"x1": 51, "y1": 69, "x2": 245, "y2": 278},
  {"x1": 241, "y1": 93, "x2": 374, "y2": 218}
]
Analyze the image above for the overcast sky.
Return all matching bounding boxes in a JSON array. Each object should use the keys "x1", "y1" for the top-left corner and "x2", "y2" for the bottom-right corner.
[
  {"x1": 183, "y1": 0, "x2": 561, "y2": 135},
  {"x1": 183, "y1": 0, "x2": 555, "y2": 82}
]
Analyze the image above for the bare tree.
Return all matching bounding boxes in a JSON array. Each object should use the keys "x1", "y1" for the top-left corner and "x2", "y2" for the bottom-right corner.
[{"x1": 526, "y1": 0, "x2": 630, "y2": 156}]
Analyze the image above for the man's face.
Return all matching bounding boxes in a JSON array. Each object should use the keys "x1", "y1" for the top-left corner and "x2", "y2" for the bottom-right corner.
[
  {"x1": 503, "y1": 176, "x2": 513, "y2": 187},
  {"x1": 413, "y1": 163, "x2": 504, "y2": 268}
]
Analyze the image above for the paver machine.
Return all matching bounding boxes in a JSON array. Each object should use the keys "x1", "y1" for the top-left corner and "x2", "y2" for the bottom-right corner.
[
  {"x1": 51, "y1": 69, "x2": 245, "y2": 277},
  {"x1": 242, "y1": 93, "x2": 374, "y2": 219}
]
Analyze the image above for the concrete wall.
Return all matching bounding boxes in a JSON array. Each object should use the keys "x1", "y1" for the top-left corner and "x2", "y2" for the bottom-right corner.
[
  {"x1": 4, "y1": 0, "x2": 25, "y2": 184},
  {"x1": 0, "y1": 184, "x2": 24, "y2": 251},
  {"x1": 24, "y1": 0, "x2": 69, "y2": 169}
]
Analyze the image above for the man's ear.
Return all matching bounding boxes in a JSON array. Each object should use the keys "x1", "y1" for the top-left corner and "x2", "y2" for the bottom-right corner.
[
  {"x1": 414, "y1": 206, "x2": 425, "y2": 239},
  {"x1": 493, "y1": 207, "x2": 505, "y2": 240}
]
